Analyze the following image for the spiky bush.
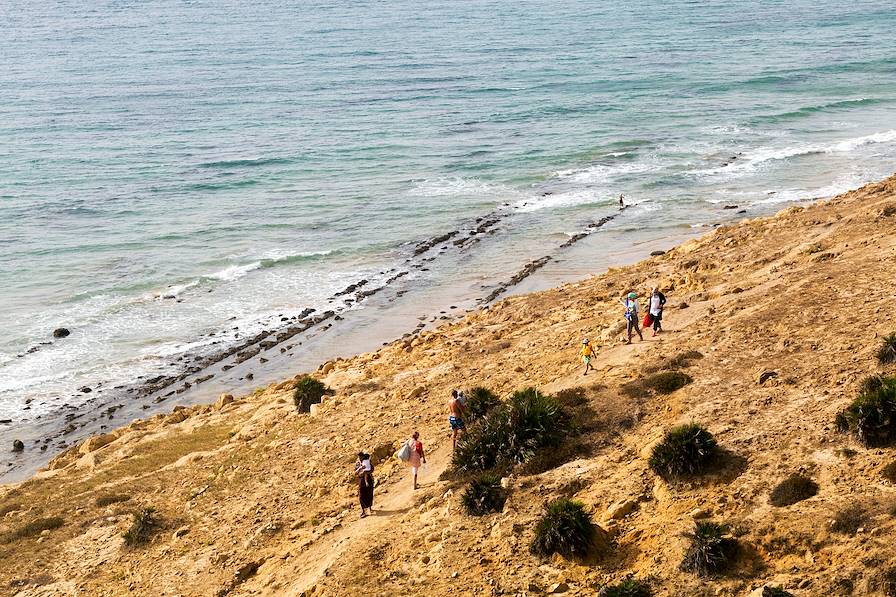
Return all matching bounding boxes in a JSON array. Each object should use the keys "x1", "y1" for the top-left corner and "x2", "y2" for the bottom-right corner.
[
  {"x1": 649, "y1": 423, "x2": 718, "y2": 480},
  {"x1": 878, "y1": 334, "x2": 896, "y2": 365},
  {"x1": 123, "y1": 507, "x2": 158, "y2": 547},
  {"x1": 529, "y1": 498, "x2": 595, "y2": 558},
  {"x1": 762, "y1": 587, "x2": 794, "y2": 597},
  {"x1": 680, "y1": 521, "x2": 738, "y2": 576},
  {"x1": 465, "y1": 387, "x2": 500, "y2": 422},
  {"x1": 293, "y1": 376, "x2": 327, "y2": 413},
  {"x1": 836, "y1": 378, "x2": 896, "y2": 446},
  {"x1": 452, "y1": 388, "x2": 568, "y2": 473},
  {"x1": 461, "y1": 474, "x2": 506, "y2": 516},
  {"x1": 860, "y1": 374, "x2": 885, "y2": 395},
  {"x1": 769, "y1": 474, "x2": 819, "y2": 507},
  {"x1": 599, "y1": 578, "x2": 652, "y2": 597}
]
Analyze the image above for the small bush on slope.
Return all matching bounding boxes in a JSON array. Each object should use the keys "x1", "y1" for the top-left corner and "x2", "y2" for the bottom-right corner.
[
  {"x1": 529, "y1": 498, "x2": 596, "y2": 558},
  {"x1": 598, "y1": 578, "x2": 652, "y2": 597},
  {"x1": 836, "y1": 377, "x2": 896, "y2": 446},
  {"x1": 461, "y1": 474, "x2": 506, "y2": 516},
  {"x1": 830, "y1": 504, "x2": 866, "y2": 535},
  {"x1": 452, "y1": 388, "x2": 568, "y2": 473},
  {"x1": 96, "y1": 494, "x2": 131, "y2": 507},
  {"x1": 649, "y1": 423, "x2": 718, "y2": 480},
  {"x1": 293, "y1": 376, "x2": 327, "y2": 413},
  {"x1": 465, "y1": 387, "x2": 500, "y2": 422},
  {"x1": 680, "y1": 521, "x2": 738, "y2": 576},
  {"x1": 769, "y1": 474, "x2": 819, "y2": 507},
  {"x1": 882, "y1": 460, "x2": 896, "y2": 483},
  {"x1": 878, "y1": 333, "x2": 896, "y2": 364},
  {"x1": 123, "y1": 507, "x2": 158, "y2": 547},
  {"x1": 1, "y1": 517, "x2": 64, "y2": 543}
]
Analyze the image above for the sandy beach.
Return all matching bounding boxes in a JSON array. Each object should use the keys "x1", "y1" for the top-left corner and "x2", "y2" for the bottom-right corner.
[{"x1": 2, "y1": 175, "x2": 896, "y2": 595}]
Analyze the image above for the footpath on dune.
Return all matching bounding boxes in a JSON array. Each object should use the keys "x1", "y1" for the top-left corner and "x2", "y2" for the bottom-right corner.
[{"x1": 2, "y1": 175, "x2": 896, "y2": 596}]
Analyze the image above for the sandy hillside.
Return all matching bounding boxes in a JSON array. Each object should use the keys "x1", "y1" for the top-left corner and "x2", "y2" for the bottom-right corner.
[{"x1": 2, "y1": 176, "x2": 896, "y2": 597}]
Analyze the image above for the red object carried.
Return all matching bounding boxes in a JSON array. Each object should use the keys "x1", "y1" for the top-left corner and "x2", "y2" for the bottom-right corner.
[{"x1": 643, "y1": 313, "x2": 653, "y2": 327}]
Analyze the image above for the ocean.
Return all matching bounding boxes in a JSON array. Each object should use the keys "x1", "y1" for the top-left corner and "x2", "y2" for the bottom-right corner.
[{"x1": 2, "y1": 0, "x2": 896, "y2": 439}]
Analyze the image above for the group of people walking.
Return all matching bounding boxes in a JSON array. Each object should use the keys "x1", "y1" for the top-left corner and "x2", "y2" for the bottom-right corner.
[
  {"x1": 582, "y1": 287, "x2": 667, "y2": 374},
  {"x1": 355, "y1": 287, "x2": 668, "y2": 516},
  {"x1": 354, "y1": 390, "x2": 463, "y2": 517}
]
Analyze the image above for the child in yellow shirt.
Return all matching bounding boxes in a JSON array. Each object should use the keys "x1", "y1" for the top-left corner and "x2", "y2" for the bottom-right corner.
[{"x1": 581, "y1": 338, "x2": 596, "y2": 375}]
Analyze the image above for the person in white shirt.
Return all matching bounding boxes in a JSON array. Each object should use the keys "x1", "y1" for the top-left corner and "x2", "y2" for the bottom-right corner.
[{"x1": 649, "y1": 287, "x2": 667, "y2": 336}]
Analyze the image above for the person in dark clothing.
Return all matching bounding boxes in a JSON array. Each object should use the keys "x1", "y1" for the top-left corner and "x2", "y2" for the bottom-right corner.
[{"x1": 355, "y1": 451, "x2": 374, "y2": 517}]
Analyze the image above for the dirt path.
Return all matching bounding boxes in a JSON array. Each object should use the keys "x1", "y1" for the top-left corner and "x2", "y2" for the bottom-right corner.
[{"x1": 272, "y1": 442, "x2": 455, "y2": 596}]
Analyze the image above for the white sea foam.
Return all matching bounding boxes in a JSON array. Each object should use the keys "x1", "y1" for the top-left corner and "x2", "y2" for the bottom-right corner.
[
  {"x1": 697, "y1": 129, "x2": 896, "y2": 177},
  {"x1": 411, "y1": 177, "x2": 519, "y2": 199}
]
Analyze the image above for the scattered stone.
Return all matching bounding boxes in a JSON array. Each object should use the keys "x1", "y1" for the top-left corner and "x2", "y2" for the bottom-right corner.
[
  {"x1": 79, "y1": 433, "x2": 115, "y2": 454},
  {"x1": 173, "y1": 526, "x2": 190, "y2": 539},
  {"x1": 79, "y1": 386, "x2": 92, "y2": 394},
  {"x1": 679, "y1": 302, "x2": 689, "y2": 309},
  {"x1": 548, "y1": 582, "x2": 569, "y2": 594},
  {"x1": 690, "y1": 507, "x2": 711, "y2": 519},
  {"x1": 604, "y1": 498, "x2": 637, "y2": 520},
  {"x1": 758, "y1": 370, "x2": 778, "y2": 385},
  {"x1": 12, "y1": 439, "x2": 25, "y2": 452},
  {"x1": 52, "y1": 328, "x2": 70, "y2": 338}
]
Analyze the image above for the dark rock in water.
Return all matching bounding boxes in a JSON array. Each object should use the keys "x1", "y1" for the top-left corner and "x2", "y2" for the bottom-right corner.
[
  {"x1": 245, "y1": 373, "x2": 254, "y2": 380},
  {"x1": 53, "y1": 328, "x2": 71, "y2": 338},
  {"x1": 79, "y1": 386, "x2": 92, "y2": 394},
  {"x1": 0, "y1": 419, "x2": 11, "y2": 424},
  {"x1": 723, "y1": 205, "x2": 738, "y2": 210},
  {"x1": 650, "y1": 250, "x2": 666, "y2": 256},
  {"x1": 737, "y1": 209, "x2": 747, "y2": 214},
  {"x1": 12, "y1": 439, "x2": 25, "y2": 452}
]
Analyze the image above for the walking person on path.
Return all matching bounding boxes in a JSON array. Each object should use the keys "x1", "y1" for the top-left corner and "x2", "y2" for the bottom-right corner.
[
  {"x1": 580, "y1": 338, "x2": 596, "y2": 375},
  {"x1": 622, "y1": 292, "x2": 644, "y2": 344},
  {"x1": 648, "y1": 287, "x2": 667, "y2": 336},
  {"x1": 448, "y1": 390, "x2": 466, "y2": 451},
  {"x1": 407, "y1": 431, "x2": 426, "y2": 490},
  {"x1": 355, "y1": 451, "x2": 374, "y2": 518}
]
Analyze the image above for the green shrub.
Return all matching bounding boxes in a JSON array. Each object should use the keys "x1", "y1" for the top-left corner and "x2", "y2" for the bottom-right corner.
[
  {"x1": 123, "y1": 507, "x2": 158, "y2": 546},
  {"x1": 599, "y1": 578, "x2": 652, "y2": 597},
  {"x1": 2, "y1": 516, "x2": 64, "y2": 543},
  {"x1": 762, "y1": 587, "x2": 794, "y2": 597},
  {"x1": 878, "y1": 334, "x2": 896, "y2": 365},
  {"x1": 452, "y1": 388, "x2": 568, "y2": 473},
  {"x1": 465, "y1": 387, "x2": 500, "y2": 422},
  {"x1": 649, "y1": 423, "x2": 718, "y2": 480},
  {"x1": 461, "y1": 474, "x2": 506, "y2": 516},
  {"x1": 769, "y1": 474, "x2": 819, "y2": 507},
  {"x1": 830, "y1": 504, "x2": 866, "y2": 535},
  {"x1": 836, "y1": 378, "x2": 896, "y2": 446},
  {"x1": 293, "y1": 376, "x2": 327, "y2": 413},
  {"x1": 96, "y1": 494, "x2": 131, "y2": 507},
  {"x1": 680, "y1": 521, "x2": 738, "y2": 576},
  {"x1": 860, "y1": 374, "x2": 885, "y2": 395},
  {"x1": 643, "y1": 371, "x2": 693, "y2": 394},
  {"x1": 529, "y1": 498, "x2": 595, "y2": 558},
  {"x1": 642, "y1": 351, "x2": 704, "y2": 374}
]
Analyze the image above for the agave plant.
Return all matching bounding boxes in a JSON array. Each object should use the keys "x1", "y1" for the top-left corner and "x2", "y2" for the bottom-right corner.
[
  {"x1": 649, "y1": 423, "x2": 718, "y2": 480},
  {"x1": 529, "y1": 498, "x2": 596, "y2": 558}
]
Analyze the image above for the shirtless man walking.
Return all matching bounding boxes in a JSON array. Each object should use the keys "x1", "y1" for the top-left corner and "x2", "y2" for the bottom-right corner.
[{"x1": 448, "y1": 389, "x2": 467, "y2": 451}]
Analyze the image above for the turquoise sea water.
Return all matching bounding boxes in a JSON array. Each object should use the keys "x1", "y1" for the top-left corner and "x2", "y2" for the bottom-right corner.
[{"x1": 1, "y1": 0, "x2": 895, "y2": 420}]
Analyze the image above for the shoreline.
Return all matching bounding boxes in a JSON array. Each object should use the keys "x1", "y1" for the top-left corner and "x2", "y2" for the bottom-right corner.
[
  {"x1": 1, "y1": 207, "x2": 703, "y2": 484},
  {"x1": 2, "y1": 174, "x2": 896, "y2": 595}
]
